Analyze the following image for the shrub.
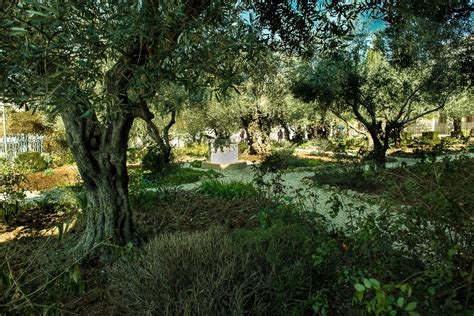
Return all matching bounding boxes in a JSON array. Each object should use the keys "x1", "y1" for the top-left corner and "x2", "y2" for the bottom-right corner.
[
  {"x1": 421, "y1": 131, "x2": 439, "y2": 141},
  {"x1": 261, "y1": 148, "x2": 296, "y2": 170},
  {"x1": 232, "y1": 223, "x2": 344, "y2": 314},
  {"x1": 0, "y1": 172, "x2": 26, "y2": 224},
  {"x1": 197, "y1": 179, "x2": 259, "y2": 200},
  {"x1": 189, "y1": 159, "x2": 202, "y2": 168},
  {"x1": 238, "y1": 141, "x2": 248, "y2": 155},
  {"x1": 108, "y1": 221, "x2": 345, "y2": 316},
  {"x1": 182, "y1": 143, "x2": 208, "y2": 158},
  {"x1": 312, "y1": 164, "x2": 381, "y2": 192},
  {"x1": 14, "y1": 152, "x2": 49, "y2": 173},
  {"x1": 383, "y1": 157, "x2": 473, "y2": 266},
  {"x1": 108, "y1": 227, "x2": 268, "y2": 315},
  {"x1": 262, "y1": 148, "x2": 325, "y2": 171},
  {"x1": 141, "y1": 147, "x2": 174, "y2": 174},
  {"x1": 132, "y1": 166, "x2": 221, "y2": 189},
  {"x1": 322, "y1": 157, "x2": 474, "y2": 314},
  {"x1": 271, "y1": 140, "x2": 294, "y2": 149},
  {"x1": 44, "y1": 134, "x2": 75, "y2": 167}
]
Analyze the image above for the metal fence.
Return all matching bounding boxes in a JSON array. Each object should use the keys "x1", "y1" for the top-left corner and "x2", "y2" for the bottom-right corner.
[{"x1": 0, "y1": 134, "x2": 44, "y2": 158}]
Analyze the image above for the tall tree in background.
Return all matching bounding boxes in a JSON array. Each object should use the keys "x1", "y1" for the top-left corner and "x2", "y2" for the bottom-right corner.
[{"x1": 292, "y1": 42, "x2": 462, "y2": 166}]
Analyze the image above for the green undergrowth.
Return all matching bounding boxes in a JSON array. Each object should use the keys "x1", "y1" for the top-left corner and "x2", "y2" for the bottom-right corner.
[
  {"x1": 262, "y1": 148, "x2": 326, "y2": 171},
  {"x1": 175, "y1": 143, "x2": 209, "y2": 158},
  {"x1": 2, "y1": 156, "x2": 473, "y2": 315},
  {"x1": 129, "y1": 166, "x2": 222, "y2": 189},
  {"x1": 196, "y1": 179, "x2": 260, "y2": 200}
]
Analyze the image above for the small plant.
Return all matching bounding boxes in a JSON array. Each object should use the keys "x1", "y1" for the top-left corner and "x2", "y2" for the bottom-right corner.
[
  {"x1": 354, "y1": 278, "x2": 419, "y2": 316},
  {"x1": 0, "y1": 171, "x2": 27, "y2": 224},
  {"x1": 14, "y1": 152, "x2": 49, "y2": 173},
  {"x1": 252, "y1": 163, "x2": 286, "y2": 202},
  {"x1": 189, "y1": 159, "x2": 203, "y2": 168}
]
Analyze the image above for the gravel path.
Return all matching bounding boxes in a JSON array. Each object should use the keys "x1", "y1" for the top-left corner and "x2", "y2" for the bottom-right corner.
[{"x1": 169, "y1": 166, "x2": 381, "y2": 227}]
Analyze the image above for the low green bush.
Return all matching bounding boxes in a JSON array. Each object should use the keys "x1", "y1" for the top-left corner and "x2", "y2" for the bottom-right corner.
[
  {"x1": 189, "y1": 159, "x2": 202, "y2": 168},
  {"x1": 108, "y1": 220, "x2": 345, "y2": 315},
  {"x1": 232, "y1": 223, "x2": 342, "y2": 314},
  {"x1": 44, "y1": 134, "x2": 75, "y2": 167},
  {"x1": 197, "y1": 179, "x2": 259, "y2": 200},
  {"x1": 0, "y1": 172, "x2": 26, "y2": 224},
  {"x1": 421, "y1": 131, "x2": 439, "y2": 141},
  {"x1": 261, "y1": 148, "x2": 323, "y2": 171},
  {"x1": 130, "y1": 166, "x2": 221, "y2": 189},
  {"x1": 108, "y1": 227, "x2": 269, "y2": 315},
  {"x1": 181, "y1": 143, "x2": 208, "y2": 158},
  {"x1": 51, "y1": 150, "x2": 75, "y2": 167},
  {"x1": 238, "y1": 141, "x2": 248, "y2": 155},
  {"x1": 271, "y1": 140, "x2": 294, "y2": 149},
  {"x1": 14, "y1": 152, "x2": 49, "y2": 173},
  {"x1": 141, "y1": 147, "x2": 174, "y2": 174},
  {"x1": 313, "y1": 164, "x2": 381, "y2": 192}
]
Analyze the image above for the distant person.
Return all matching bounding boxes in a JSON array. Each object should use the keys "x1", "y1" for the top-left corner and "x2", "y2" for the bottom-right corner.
[
  {"x1": 240, "y1": 129, "x2": 246, "y2": 141},
  {"x1": 277, "y1": 129, "x2": 283, "y2": 141}
]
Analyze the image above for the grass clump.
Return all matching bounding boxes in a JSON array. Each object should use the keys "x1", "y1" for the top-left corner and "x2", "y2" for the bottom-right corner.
[{"x1": 197, "y1": 179, "x2": 259, "y2": 200}]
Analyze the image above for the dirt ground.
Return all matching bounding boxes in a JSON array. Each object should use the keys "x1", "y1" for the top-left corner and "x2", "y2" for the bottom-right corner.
[{"x1": 24, "y1": 165, "x2": 80, "y2": 191}]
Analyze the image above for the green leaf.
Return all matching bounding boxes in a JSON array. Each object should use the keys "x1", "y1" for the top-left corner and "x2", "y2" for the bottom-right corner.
[
  {"x1": 405, "y1": 302, "x2": 417, "y2": 311},
  {"x1": 427, "y1": 287, "x2": 436, "y2": 296},
  {"x1": 448, "y1": 248, "x2": 457, "y2": 257},
  {"x1": 26, "y1": 10, "x2": 49, "y2": 17},
  {"x1": 354, "y1": 283, "x2": 365, "y2": 292},
  {"x1": 69, "y1": 263, "x2": 81, "y2": 283},
  {"x1": 79, "y1": 109, "x2": 93, "y2": 119},
  {"x1": 355, "y1": 290, "x2": 364, "y2": 302},
  {"x1": 10, "y1": 27, "x2": 28, "y2": 35},
  {"x1": 397, "y1": 297, "x2": 405, "y2": 307},
  {"x1": 369, "y1": 278, "x2": 380, "y2": 289},
  {"x1": 363, "y1": 278, "x2": 371, "y2": 289},
  {"x1": 408, "y1": 312, "x2": 420, "y2": 316}
]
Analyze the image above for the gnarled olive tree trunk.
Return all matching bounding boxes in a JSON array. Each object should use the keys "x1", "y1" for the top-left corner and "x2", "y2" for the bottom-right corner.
[{"x1": 61, "y1": 104, "x2": 138, "y2": 250}]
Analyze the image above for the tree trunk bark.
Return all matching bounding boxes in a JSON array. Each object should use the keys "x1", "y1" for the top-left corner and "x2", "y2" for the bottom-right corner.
[
  {"x1": 282, "y1": 124, "x2": 291, "y2": 140},
  {"x1": 366, "y1": 126, "x2": 388, "y2": 169},
  {"x1": 453, "y1": 117, "x2": 462, "y2": 138},
  {"x1": 61, "y1": 106, "x2": 134, "y2": 251},
  {"x1": 372, "y1": 139, "x2": 387, "y2": 168},
  {"x1": 145, "y1": 109, "x2": 176, "y2": 168}
]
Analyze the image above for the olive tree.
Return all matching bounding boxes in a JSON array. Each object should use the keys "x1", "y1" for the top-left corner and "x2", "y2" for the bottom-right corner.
[
  {"x1": 292, "y1": 45, "x2": 461, "y2": 166},
  {"x1": 0, "y1": 1, "x2": 254, "y2": 250}
]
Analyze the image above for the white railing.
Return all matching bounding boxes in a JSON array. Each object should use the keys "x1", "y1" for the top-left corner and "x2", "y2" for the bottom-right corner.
[{"x1": 0, "y1": 134, "x2": 44, "y2": 158}]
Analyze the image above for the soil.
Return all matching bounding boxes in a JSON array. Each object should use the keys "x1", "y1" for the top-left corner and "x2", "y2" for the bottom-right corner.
[
  {"x1": 0, "y1": 203, "x2": 76, "y2": 243},
  {"x1": 133, "y1": 191, "x2": 265, "y2": 241},
  {"x1": 24, "y1": 165, "x2": 80, "y2": 191}
]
